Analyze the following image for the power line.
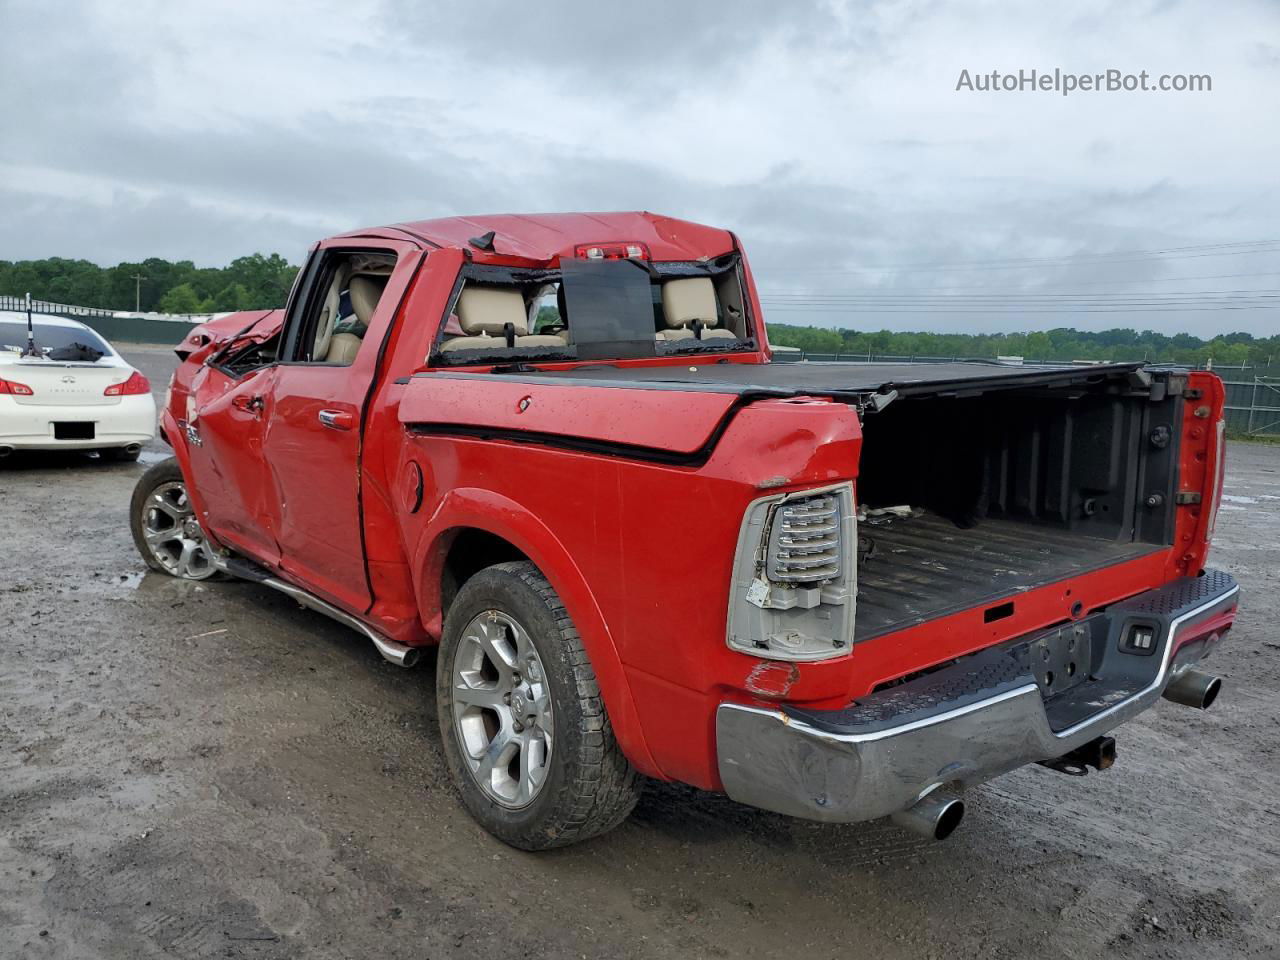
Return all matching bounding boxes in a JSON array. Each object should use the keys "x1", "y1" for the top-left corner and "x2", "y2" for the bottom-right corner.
[
  {"x1": 787, "y1": 238, "x2": 1280, "y2": 270},
  {"x1": 759, "y1": 294, "x2": 1280, "y2": 311},
  {"x1": 761, "y1": 304, "x2": 1279, "y2": 314},
  {"x1": 757, "y1": 270, "x2": 1280, "y2": 293},
  {"x1": 779, "y1": 239, "x2": 1280, "y2": 275},
  {"x1": 760, "y1": 290, "x2": 1280, "y2": 302}
]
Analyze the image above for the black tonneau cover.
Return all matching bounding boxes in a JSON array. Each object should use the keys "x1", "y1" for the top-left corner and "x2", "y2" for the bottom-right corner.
[{"x1": 462, "y1": 359, "x2": 1149, "y2": 401}]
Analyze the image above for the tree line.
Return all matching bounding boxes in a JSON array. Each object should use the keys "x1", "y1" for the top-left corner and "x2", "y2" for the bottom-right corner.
[
  {"x1": 2, "y1": 254, "x2": 1275, "y2": 365},
  {"x1": 0, "y1": 254, "x2": 297, "y2": 315},
  {"x1": 765, "y1": 323, "x2": 1279, "y2": 368}
]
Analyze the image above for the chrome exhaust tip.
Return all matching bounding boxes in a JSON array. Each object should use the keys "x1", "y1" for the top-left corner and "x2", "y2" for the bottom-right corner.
[
  {"x1": 372, "y1": 634, "x2": 422, "y2": 668},
  {"x1": 0, "y1": 445, "x2": 14, "y2": 458},
  {"x1": 124, "y1": 443, "x2": 142, "y2": 455},
  {"x1": 1163, "y1": 668, "x2": 1222, "y2": 710},
  {"x1": 891, "y1": 790, "x2": 966, "y2": 841}
]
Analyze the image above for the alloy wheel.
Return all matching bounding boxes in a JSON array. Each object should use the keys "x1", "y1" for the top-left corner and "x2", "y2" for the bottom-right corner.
[
  {"x1": 139, "y1": 480, "x2": 219, "y2": 580},
  {"x1": 451, "y1": 610, "x2": 554, "y2": 808}
]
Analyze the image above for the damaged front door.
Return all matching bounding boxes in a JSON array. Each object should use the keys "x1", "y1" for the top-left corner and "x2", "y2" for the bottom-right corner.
[
  {"x1": 185, "y1": 363, "x2": 282, "y2": 566},
  {"x1": 257, "y1": 239, "x2": 418, "y2": 615}
]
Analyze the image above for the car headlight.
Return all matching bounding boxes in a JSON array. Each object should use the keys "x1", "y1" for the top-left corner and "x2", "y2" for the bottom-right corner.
[{"x1": 726, "y1": 483, "x2": 856, "y2": 662}]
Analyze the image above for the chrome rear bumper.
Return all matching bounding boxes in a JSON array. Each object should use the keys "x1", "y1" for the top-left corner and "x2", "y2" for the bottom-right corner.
[{"x1": 716, "y1": 571, "x2": 1239, "y2": 823}]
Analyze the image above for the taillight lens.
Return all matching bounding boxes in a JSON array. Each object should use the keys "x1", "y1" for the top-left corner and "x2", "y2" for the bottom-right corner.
[
  {"x1": 1204, "y1": 418, "x2": 1227, "y2": 543},
  {"x1": 0, "y1": 377, "x2": 34, "y2": 396},
  {"x1": 767, "y1": 493, "x2": 844, "y2": 583},
  {"x1": 726, "y1": 483, "x2": 857, "y2": 662},
  {"x1": 105, "y1": 371, "x2": 151, "y2": 396}
]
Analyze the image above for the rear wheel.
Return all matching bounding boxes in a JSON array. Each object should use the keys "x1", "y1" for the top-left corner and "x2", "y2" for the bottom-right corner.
[
  {"x1": 129, "y1": 458, "x2": 220, "y2": 580},
  {"x1": 437, "y1": 561, "x2": 640, "y2": 849}
]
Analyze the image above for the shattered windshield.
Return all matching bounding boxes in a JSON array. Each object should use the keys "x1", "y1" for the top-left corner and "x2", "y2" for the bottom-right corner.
[{"x1": 434, "y1": 255, "x2": 754, "y2": 364}]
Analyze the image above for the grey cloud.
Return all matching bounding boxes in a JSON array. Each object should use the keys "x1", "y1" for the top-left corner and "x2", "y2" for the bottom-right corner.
[
  {"x1": 0, "y1": 186, "x2": 324, "y2": 264},
  {"x1": 377, "y1": 0, "x2": 866, "y2": 89},
  {"x1": 0, "y1": 0, "x2": 1276, "y2": 337}
]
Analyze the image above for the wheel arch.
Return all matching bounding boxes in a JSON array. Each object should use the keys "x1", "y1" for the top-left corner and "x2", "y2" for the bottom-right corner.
[{"x1": 411, "y1": 488, "x2": 662, "y2": 778}]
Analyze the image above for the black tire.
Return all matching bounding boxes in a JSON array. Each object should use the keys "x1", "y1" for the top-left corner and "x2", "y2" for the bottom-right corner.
[
  {"x1": 437, "y1": 561, "x2": 640, "y2": 849},
  {"x1": 102, "y1": 446, "x2": 141, "y2": 463},
  {"x1": 129, "y1": 457, "x2": 221, "y2": 579}
]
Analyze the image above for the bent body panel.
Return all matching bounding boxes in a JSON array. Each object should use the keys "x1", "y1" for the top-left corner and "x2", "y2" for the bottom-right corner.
[{"x1": 399, "y1": 375, "x2": 743, "y2": 456}]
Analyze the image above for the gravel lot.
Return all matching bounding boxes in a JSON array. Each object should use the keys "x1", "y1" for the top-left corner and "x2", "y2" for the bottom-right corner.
[{"x1": 2, "y1": 345, "x2": 1278, "y2": 959}]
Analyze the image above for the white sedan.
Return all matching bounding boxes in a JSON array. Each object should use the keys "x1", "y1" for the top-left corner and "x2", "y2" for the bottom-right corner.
[{"x1": 0, "y1": 312, "x2": 156, "y2": 461}]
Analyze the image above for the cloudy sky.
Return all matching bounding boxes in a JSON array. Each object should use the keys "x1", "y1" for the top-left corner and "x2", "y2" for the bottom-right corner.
[{"x1": 2, "y1": 0, "x2": 1278, "y2": 335}]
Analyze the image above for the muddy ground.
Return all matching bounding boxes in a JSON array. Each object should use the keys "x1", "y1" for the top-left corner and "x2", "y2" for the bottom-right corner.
[{"x1": 2, "y1": 345, "x2": 1278, "y2": 959}]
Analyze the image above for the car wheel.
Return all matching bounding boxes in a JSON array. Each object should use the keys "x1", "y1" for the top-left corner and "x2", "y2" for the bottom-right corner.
[
  {"x1": 129, "y1": 457, "x2": 221, "y2": 580},
  {"x1": 437, "y1": 561, "x2": 641, "y2": 850},
  {"x1": 102, "y1": 446, "x2": 141, "y2": 463}
]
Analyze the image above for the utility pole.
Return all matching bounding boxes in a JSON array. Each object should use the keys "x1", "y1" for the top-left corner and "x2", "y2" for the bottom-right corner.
[{"x1": 131, "y1": 272, "x2": 148, "y2": 312}]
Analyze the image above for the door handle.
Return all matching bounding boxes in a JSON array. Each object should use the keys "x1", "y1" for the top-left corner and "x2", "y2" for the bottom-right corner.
[{"x1": 318, "y1": 409, "x2": 355, "y2": 431}]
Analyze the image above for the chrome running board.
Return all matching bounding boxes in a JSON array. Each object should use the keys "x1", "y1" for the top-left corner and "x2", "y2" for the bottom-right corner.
[{"x1": 215, "y1": 555, "x2": 422, "y2": 668}]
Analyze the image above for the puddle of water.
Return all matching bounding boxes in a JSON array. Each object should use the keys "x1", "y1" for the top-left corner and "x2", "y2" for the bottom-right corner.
[
  {"x1": 79, "y1": 569, "x2": 148, "y2": 598},
  {"x1": 81, "y1": 567, "x2": 217, "y2": 600},
  {"x1": 138, "y1": 450, "x2": 170, "y2": 465}
]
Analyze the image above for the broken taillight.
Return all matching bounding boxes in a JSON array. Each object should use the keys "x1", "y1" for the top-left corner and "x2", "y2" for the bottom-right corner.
[
  {"x1": 574, "y1": 242, "x2": 650, "y2": 260},
  {"x1": 1204, "y1": 417, "x2": 1227, "y2": 543},
  {"x1": 0, "y1": 376, "x2": 34, "y2": 396},
  {"x1": 105, "y1": 371, "x2": 151, "y2": 396}
]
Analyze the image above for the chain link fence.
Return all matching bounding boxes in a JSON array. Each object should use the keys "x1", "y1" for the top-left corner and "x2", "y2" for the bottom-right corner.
[
  {"x1": 0, "y1": 294, "x2": 114, "y2": 318},
  {"x1": 1222, "y1": 377, "x2": 1280, "y2": 437}
]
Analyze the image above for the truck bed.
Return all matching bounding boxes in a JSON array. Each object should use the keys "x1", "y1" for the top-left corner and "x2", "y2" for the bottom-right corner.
[
  {"x1": 403, "y1": 361, "x2": 1176, "y2": 646},
  {"x1": 416, "y1": 359, "x2": 1146, "y2": 402},
  {"x1": 855, "y1": 513, "x2": 1163, "y2": 641},
  {"x1": 505, "y1": 359, "x2": 1146, "y2": 398}
]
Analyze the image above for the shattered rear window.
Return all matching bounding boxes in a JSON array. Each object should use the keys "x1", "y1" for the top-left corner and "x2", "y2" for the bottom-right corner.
[
  {"x1": 0, "y1": 321, "x2": 113, "y2": 357},
  {"x1": 433, "y1": 256, "x2": 755, "y2": 364}
]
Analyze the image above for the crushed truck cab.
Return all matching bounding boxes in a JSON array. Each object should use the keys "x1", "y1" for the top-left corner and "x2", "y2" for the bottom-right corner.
[{"x1": 135, "y1": 212, "x2": 1239, "y2": 849}]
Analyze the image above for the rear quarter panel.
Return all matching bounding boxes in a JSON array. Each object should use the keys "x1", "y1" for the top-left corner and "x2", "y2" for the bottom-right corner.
[{"x1": 395, "y1": 388, "x2": 862, "y2": 787}]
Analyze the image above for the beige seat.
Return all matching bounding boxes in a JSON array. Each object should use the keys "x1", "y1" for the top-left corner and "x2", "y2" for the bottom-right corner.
[
  {"x1": 440, "y1": 286, "x2": 568, "y2": 352},
  {"x1": 350, "y1": 275, "x2": 382, "y2": 325},
  {"x1": 657, "y1": 277, "x2": 738, "y2": 341},
  {"x1": 324, "y1": 275, "x2": 385, "y2": 365},
  {"x1": 311, "y1": 265, "x2": 349, "y2": 361}
]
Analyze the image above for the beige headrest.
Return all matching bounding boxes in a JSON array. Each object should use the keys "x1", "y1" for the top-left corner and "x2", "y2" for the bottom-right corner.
[
  {"x1": 662, "y1": 277, "x2": 718, "y2": 329},
  {"x1": 457, "y1": 286, "x2": 528, "y2": 336},
  {"x1": 349, "y1": 275, "x2": 384, "y2": 328}
]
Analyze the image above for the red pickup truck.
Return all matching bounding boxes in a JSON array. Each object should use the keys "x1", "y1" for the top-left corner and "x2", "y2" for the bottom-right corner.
[{"x1": 130, "y1": 212, "x2": 1239, "y2": 849}]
